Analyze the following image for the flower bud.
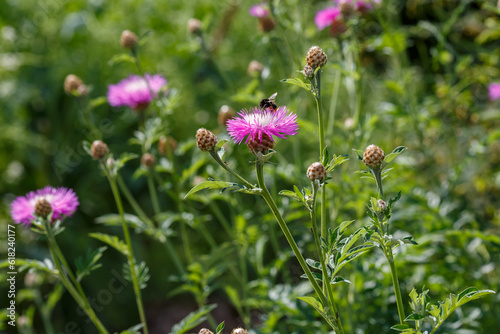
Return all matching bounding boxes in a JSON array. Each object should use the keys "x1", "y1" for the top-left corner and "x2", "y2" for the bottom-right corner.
[
  {"x1": 302, "y1": 65, "x2": 314, "y2": 79},
  {"x1": 339, "y1": 0, "x2": 355, "y2": 17},
  {"x1": 91, "y1": 140, "x2": 109, "y2": 160},
  {"x1": 258, "y1": 17, "x2": 275, "y2": 32},
  {"x1": 158, "y1": 136, "x2": 177, "y2": 155},
  {"x1": 307, "y1": 162, "x2": 327, "y2": 181},
  {"x1": 248, "y1": 60, "x2": 264, "y2": 77},
  {"x1": 198, "y1": 329, "x2": 214, "y2": 334},
  {"x1": 232, "y1": 328, "x2": 249, "y2": 334},
  {"x1": 330, "y1": 20, "x2": 348, "y2": 37},
  {"x1": 196, "y1": 128, "x2": 217, "y2": 151},
  {"x1": 247, "y1": 133, "x2": 274, "y2": 154},
  {"x1": 378, "y1": 199, "x2": 387, "y2": 211},
  {"x1": 34, "y1": 198, "x2": 52, "y2": 218},
  {"x1": 120, "y1": 30, "x2": 138, "y2": 49},
  {"x1": 187, "y1": 18, "x2": 202, "y2": 35},
  {"x1": 64, "y1": 74, "x2": 85, "y2": 95},
  {"x1": 363, "y1": 144, "x2": 385, "y2": 169},
  {"x1": 306, "y1": 46, "x2": 327, "y2": 69},
  {"x1": 141, "y1": 153, "x2": 156, "y2": 168},
  {"x1": 218, "y1": 105, "x2": 235, "y2": 126}
]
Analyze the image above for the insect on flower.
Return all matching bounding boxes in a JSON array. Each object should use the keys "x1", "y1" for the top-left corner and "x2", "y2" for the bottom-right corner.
[{"x1": 259, "y1": 92, "x2": 278, "y2": 112}]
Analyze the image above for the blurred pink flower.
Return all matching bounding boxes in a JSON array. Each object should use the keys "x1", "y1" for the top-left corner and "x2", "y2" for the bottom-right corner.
[
  {"x1": 11, "y1": 186, "x2": 79, "y2": 226},
  {"x1": 315, "y1": 7, "x2": 342, "y2": 31},
  {"x1": 227, "y1": 106, "x2": 298, "y2": 144},
  {"x1": 489, "y1": 83, "x2": 500, "y2": 101},
  {"x1": 107, "y1": 74, "x2": 167, "y2": 111},
  {"x1": 249, "y1": 3, "x2": 270, "y2": 18}
]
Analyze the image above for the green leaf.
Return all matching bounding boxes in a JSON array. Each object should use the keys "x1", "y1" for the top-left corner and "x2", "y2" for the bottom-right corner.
[
  {"x1": 118, "y1": 324, "x2": 143, "y2": 334},
  {"x1": 89, "y1": 233, "x2": 129, "y2": 256},
  {"x1": 122, "y1": 261, "x2": 150, "y2": 289},
  {"x1": 75, "y1": 246, "x2": 107, "y2": 281},
  {"x1": 391, "y1": 324, "x2": 413, "y2": 331},
  {"x1": 326, "y1": 154, "x2": 349, "y2": 172},
  {"x1": 0, "y1": 258, "x2": 57, "y2": 275},
  {"x1": 384, "y1": 146, "x2": 406, "y2": 164},
  {"x1": 330, "y1": 276, "x2": 352, "y2": 285},
  {"x1": 109, "y1": 53, "x2": 136, "y2": 66},
  {"x1": 185, "y1": 180, "x2": 244, "y2": 198},
  {"x1": 306, "y1": 258, "x2": 322, "y2": 270},
  {"x1": 405, "y1": 313, "x2": 425, "y2": 321},
  {"x1": 89, "y1": 96, "x2": 108, "y2": 108},
  {"x1": 216, "y1": 321, "x2": 225, "y2": 334},
  {"x1": 215, "y1": 139, "x2": 229, "y2": 149},
  {"x1": 278, "y1": 190, "x2": 301, "y2": 201},
  {"x1": 281, "y1": 78, "x2": 312, "y2": 92},
  {"x1": 170, "y1": 304, "x2": 217, "y2": 334}
]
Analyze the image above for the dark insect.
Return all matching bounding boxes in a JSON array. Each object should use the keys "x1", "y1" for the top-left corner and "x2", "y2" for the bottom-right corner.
[{"x1": 259, "y1": 92, "x2": 278, "y2": 112}]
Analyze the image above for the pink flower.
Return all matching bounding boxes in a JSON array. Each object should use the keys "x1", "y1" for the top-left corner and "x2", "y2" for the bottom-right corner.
[
  {"x1": 107, "y1": 74, "x2": 167, "y2": 111},
  {"x1": 488, "y1": 83, "x2": 500, "y2": 101},
  {"x1": 227, "y1": 106, "x2": 299, "y2": 144},
  {"x1": 249, "y1": 3, "x2": 270, "y2": 18},
  {"x1": 315, "y1": 7, "x2": 342, "y2": 31},
  {"x1": 11, "y1": 186, "x2": 79, "y2": 226}
]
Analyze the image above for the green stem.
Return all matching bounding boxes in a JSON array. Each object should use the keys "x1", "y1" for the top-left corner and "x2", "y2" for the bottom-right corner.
[
  {"x1": 34, "y1": 289, "x2": 55, "y2": 334},
  {"x1": 387, "y1": 251, "x2": 406, "y2": 325},
  {"x1": 255, "y1": 162, "x2": 330, "y2": 316},
  {"x1": 43, "y1": 219, "x2": 109, "y2": 334},
  {"x1": 373, "y1": 168, "x2": 384, "y2": 199},
  {"x1": 209, "y1": 150, "x2": 256, "y2": 189},
  {"x1": 106, "y1": 171, "x2": 149, "y2": 334},
  {"x1": 147, "y1": 172, "x2": 161, "y2": 220},
  {"x1": 310, "y1": 184, "x2": 344, "y2": 334},
  {"x1": 116, "y1": 175, "x2": 155, "y2": 228}
]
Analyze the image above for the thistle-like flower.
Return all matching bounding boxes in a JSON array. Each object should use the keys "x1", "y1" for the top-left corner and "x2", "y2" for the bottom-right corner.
[
  {"x1": 107, "y1": 74, "x2": 167, "y2": 111},
  {"x1": 306, "y1": 46, "x2": 328, "y2": 69},
  {"x1": 226, "y1": 106, "x2": 298, "y2": 149},
  {"x1": 231, "y1": 328, "x2": 249, "y2": 334},
  {"x1": 488, "y1": 83, "x2": 500, "y2": 101},
  {"x1": 198, "y1": 329, "x2": 213, "y2": 334},
  {"x1": 11, "y1": 186, "x2": 79, "y2": 226},
  {"x1": 249, "y1": 3, "x2": 275, "y2": 32}
]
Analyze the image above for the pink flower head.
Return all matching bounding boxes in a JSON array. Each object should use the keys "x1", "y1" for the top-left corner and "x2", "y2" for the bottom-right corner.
[
  {"x1": 11, "y1": 186, "x2": 79, "y2": 226},
  {"x1": 107, "y1": 74, "x2": 167, "y2": 111},
  {"x1": 315, "y1": 7, "x2": 342, "y2": 31},
  {"x1": 488, "y1": 83, "x2": 500, "y2": 101},
  {"x1": 355, "y1": 0, "x2": 380, "y2": 14},
  {"x1": 250, "y1": 3, "x2": 270, "y2": 18},
  {"x1": 227, "y1": 106, "x2": 299, "y2": 144}
]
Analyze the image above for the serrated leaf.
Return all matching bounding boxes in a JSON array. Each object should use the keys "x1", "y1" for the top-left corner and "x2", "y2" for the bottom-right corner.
[
  {"x1": 89, "y1": 233, "x2": 129, "y2": 256},
  {"x1": 326, "y1": 155, "x2": 349, "y2": 172},
  {"x1": 170, "y1": 304, "x2": 217, "y2": 334},
  {"x1": 123, "y1": 261, "x2": 150, "y2": 289},
  {"x1": 306, "y1": 258, "x2": 322, "y2": 270},
  {"x1": 75, "y1": 246, "x2": 108, "y2": 281}
]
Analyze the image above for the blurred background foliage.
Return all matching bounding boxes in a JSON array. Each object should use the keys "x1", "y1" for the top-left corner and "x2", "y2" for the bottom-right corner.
[{"x1": 0, "y1": 0, "x2": 499, "y2": 333}]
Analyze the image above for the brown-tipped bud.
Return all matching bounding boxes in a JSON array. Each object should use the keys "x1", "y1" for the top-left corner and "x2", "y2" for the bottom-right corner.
[
  {"x1": 330, "y1": 20, "x2": 348, "y2": 37},
  {"x1": 120, "y1": 30, "x2": 138, "y2": 49},
  {"x1": 231, "y1": 328, "x2": 249, "y2": 334},
  {"x1": 218, "y1": 105, "x2": 235, "y2": 126},
  {"x1": 248, "y1": 60, "x2": 264, "y2": 77},
  {"x1": 91, "y1": 140, "x2": 109, "y2": 160},
  {"x1": 64, "y1": 74, "x2": 84, "y2": 95},
  {"x1": 141, "y1": 153, "x2": 156, "y2": 168},
  {"x1": 339, "y1": 0, "x2": 355, "y2": 17},
  {"x1": 247, "y1": 133, "x2": 274, "y2": 154},
  {"x1": 258, "y1": 17, "x2": 275, "y2": 32},
  {"x1": 34, "y1": 198, "x2": 52, "y2": 218},
  {"x1": 378, "y1": 199, "x2": 387, "y2": 211},
  {"x1": 188, "y1": 18, "x2": 203, "y2": 35},
  {"x1": 307, "y1": 162, "x2": 327, "y2": 181},
  {"x1": 306, "y1": 46, "x2": 328, "y2": 69},
  {"x1": 198, "y1": 329, "x2": 214, "y2": 334},
  {"x1": 363, "y1": 144, "x2": 385, "y2": 169},
  {"x1": 158, "y1": 136, "x2": 177, "y2": 156},
  {"x1": 196, "y1": 128, "x2": 217, "y2": 151},
  {"x1": 302, "y1": 65, "x2": 314, "y2": 79}
]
